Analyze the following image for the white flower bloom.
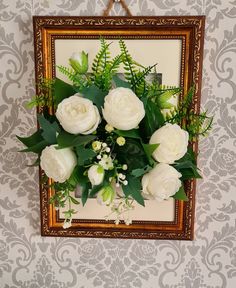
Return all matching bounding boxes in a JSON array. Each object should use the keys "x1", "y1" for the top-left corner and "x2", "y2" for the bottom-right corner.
[
  {"x1": 56, "y1": 94, "x2": 101, "y2": 135},
  {"x1": 92, "y1": 141, "x2": 102, "y2": 151},
  {"x1": 99, "y1": 155, "x2": 114, "y2": 170},
  {"x1": 124, "y1": 217, "x2": 132, "y2": 225},
  {"x1": 97, "y1": 186, "x2": 115, "y2": 206},
  {"x1": 142, "y1": 163, "x2": 182, "y2": 201},
  {"x1": 102, "y1": 87, "x2": 145, "y2": 130},
  {"x1": 150, "y1": 123, "x2": 189, "y2": 164},
  {"x1": 40, "y1": 145, "x2": 77, "y2": 183},
  {"x1": 116, "y1": 136, "x2": 126, "y2": 146},
  {"x1": 105, "y1": 124, "x2": 114, "y2": 133},
  {"x1": 63, "y1": 219, "x2": 72, "y2": 229},
  {"x1": 88, "y1": 165, "x2": 104, "y2": 186}
]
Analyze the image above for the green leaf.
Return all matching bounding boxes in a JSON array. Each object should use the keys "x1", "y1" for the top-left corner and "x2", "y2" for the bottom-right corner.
[
  {"x1": 68, "y1": 166, "x2": 88, "y2": 186},
  {"x1": 112, "y1": 74, "x2": 131, "y2": 88},
  {"x1": 89, "y1": 183, "x2": 104, "y2": 197},
  {"x1": 57, "y1": 131, "x2": 96, "y2": 148},
  {"x1": 116, "y1": 139, "x2": 148, "y2": 171},
  {"x1": 140, "y1": 99, "x2": 164, "y2": 140},
  {"x1": 131, "y1": 165, "x2": 152, "y2": 178},
  {"x1": 142, "y1": 143, "x2": 159, "y2": 164},
  {"x1": 172, "y1": 186, "x2": 188, "y2": 201},
  {"x1": 122, "y1": 176, "x2": 144, "y2": 206},
  {"x1": 173, "y1": 150, "x2": 201, "y2": 180},
  {"x1": 16, "y1": 130, "x2": 44, "y2": 148},
  {"x1": 70, "y1": 196, "x2": 80, "y2": 205},
  {"x1": 76, "y1": 147, "x2": 96, "y2": 166},
  {"x1": 179, "y1": 168, "x2": 202, "y2": 180},
  {"x1": 81, "y1": 183, "x2": 90, "y2": 206},
  {"x1": 19, "y1": 140, "x2": 48, "y2": 154},
  {"x1": 54, "y1": 78, "x2": 76, "y2": 105},
  {"x1": 37, "y1": 114, "x2": 60, "y2": 144},
  {"x1": 80, "y1": 84, "x2": 107, "y2": 111},
  {"x1": 114, "y1": 129, "x2": 141, "y2": 139}
]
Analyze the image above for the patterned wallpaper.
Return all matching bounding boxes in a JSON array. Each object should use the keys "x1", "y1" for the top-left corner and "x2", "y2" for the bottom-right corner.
[{"x1": 0, "y1": 0, "x2": 235, "y2": 287}]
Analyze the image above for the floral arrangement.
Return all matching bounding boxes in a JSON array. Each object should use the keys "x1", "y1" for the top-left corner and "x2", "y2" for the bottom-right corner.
[{"x1": 17, "y1": 39, "x2": 212, "y2": 228}]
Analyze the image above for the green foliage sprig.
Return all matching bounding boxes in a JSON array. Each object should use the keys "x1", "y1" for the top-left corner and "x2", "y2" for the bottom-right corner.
[{"x1": 165, "y1": 87, "x2": 213, "y2": 140}]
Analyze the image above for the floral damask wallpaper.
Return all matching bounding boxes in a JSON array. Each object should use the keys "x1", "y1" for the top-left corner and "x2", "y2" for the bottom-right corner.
[{"x1": 0, "y1": 0, "x2": 235, "y2": 287}]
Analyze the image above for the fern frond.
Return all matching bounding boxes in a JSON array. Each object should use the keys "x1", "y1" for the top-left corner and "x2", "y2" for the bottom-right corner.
[
  {"x1": 132, "y1": 64, "x2": 157, "y2": 89},
  {"x1": 57, "y1": 65, "x2": 77, "y2": 82},
  {"x1": 119, "y1": 39, "x2": 138, "y2": 85},
  {"x1": 92, "y1": 38, "x2": 111, "y2": 75}
]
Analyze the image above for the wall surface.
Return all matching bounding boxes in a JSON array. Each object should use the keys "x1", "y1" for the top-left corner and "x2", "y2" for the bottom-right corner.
[{"x1": 0, "y1": 0, "x2": 236, "y2": 287}]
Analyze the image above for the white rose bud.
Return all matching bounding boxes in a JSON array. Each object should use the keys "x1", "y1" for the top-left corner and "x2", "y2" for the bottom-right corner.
[
  {"x1": 102, "y1": 87, "x2": 145, "y2": 130},
  {"x1": 142, "y1": 163, "x2": 182, "y2": 201},
  {"x1": 56, "y1": 94, "x2": 101, "y2": 135},
  {"x1": 69, "y1": 51, "x2": 88, "y2": 74},
  {"x1": 97, "y1": 185, "x2": 115, "y2": 206},
  {"x1": 150, "y1": 123, "x2": 189, "y2": 164},
  {"x1": 40, "y1": 145, "x2": 77, "y2": 183},
  {"x1": 88, "y1": 165, "x2": 104, "y2": 186}
]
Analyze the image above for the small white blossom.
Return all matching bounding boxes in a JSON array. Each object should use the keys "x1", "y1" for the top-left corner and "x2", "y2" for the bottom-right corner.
[
  {"x1": 63, "y1": 219, "x2": 72, "y2": 229},
  {"x1": 122, "y1": 164, "x2": 128, "y2": 170},
  {"x1": 116, "y1": 136, "x2": 126, "y2": 146},
  {"x1": 99, "y1": 155, "x2": 114, "y2": 170},
  {"x1": 105, "y1": 124, "x2": 114, "y2": 133},
  {"x1": 92, "y1": 141, "x2": 102, "y2": 151}
]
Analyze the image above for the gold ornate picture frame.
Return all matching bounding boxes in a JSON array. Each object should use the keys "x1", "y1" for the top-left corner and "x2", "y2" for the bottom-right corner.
[{"x1": 33, "y1": 16, "x2": 205, "y2": 240}]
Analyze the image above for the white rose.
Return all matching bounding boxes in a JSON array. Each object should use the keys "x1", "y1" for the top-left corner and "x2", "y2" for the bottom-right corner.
[
  {"x1": 88, "y1": 165, "x2": 104, "y2": 186},
  {"x1": 40, "y1": 145, "x2": 77, "y2": 183},
  {"x1": 142, "y1": 163, "x2": 182, "y2": 201},
  {"x1": 102, "y1": 87, "x2": 145, "y2": 130},
  {"x1": 56, "y1": 94, "x2": 101, "y2": 135},
  {"x1": 150, "y1": 123, "x2": 189, "y2": 164}
]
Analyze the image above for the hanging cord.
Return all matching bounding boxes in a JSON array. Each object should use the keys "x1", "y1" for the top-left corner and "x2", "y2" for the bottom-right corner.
[{"x1": 103, "y1": 0, "x2": 132, "y2": 17}]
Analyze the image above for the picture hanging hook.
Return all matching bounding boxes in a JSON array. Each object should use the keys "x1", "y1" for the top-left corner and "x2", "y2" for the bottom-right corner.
[{"x1": 103, "y1": 0, "x2": 132, "y2": 17}]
